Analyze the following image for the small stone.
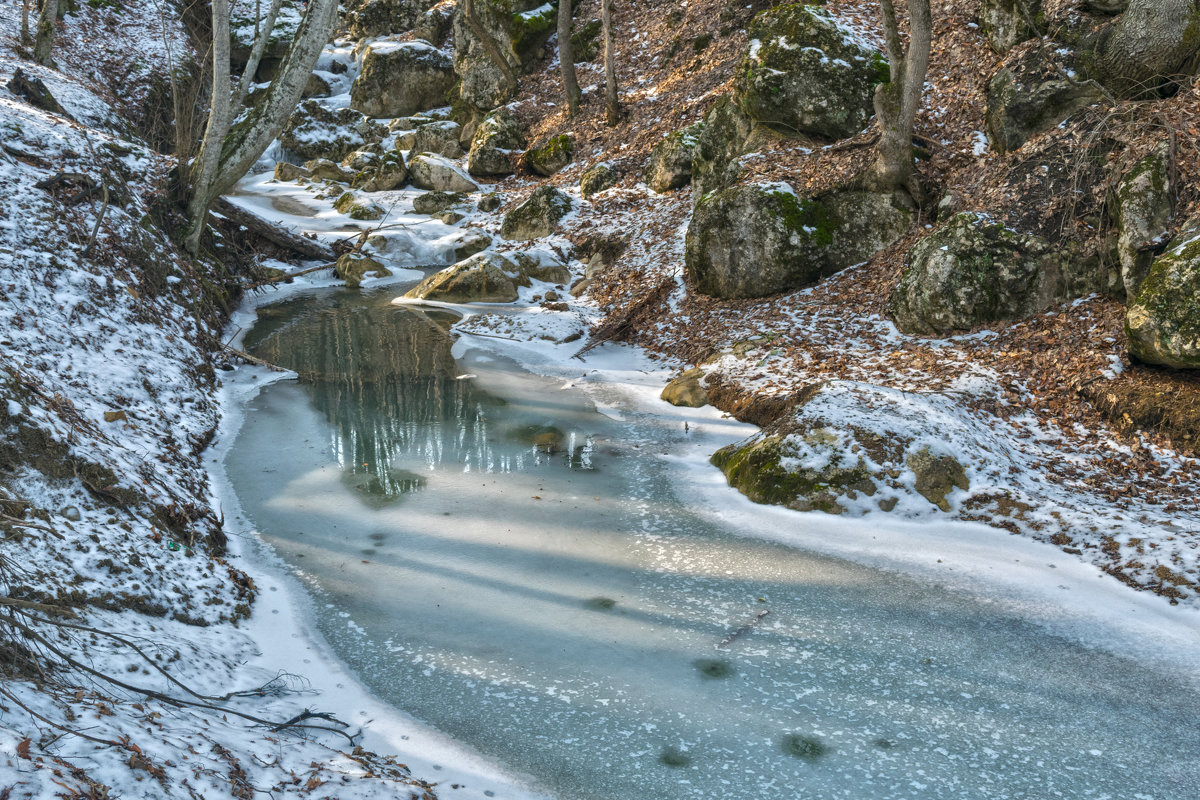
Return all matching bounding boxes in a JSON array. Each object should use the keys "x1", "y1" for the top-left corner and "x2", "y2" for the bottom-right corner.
[
  {"x1": 661, "y1": 368, "x2": 709, "y2": 408},
  {"x1": 478, "y1": 193, "x2": 502, "y2": 212},
  {"x1": 104, "y1": 410, "x2": 128, "y2": 423},
  {"x1": 60, "y1": 505, "x2": 82, "y2": 522}
]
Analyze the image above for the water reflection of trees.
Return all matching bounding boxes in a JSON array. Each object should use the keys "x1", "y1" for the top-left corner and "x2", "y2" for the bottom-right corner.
[{"x1": 246, "y1": 292, "x2": 592, "y2": 506}]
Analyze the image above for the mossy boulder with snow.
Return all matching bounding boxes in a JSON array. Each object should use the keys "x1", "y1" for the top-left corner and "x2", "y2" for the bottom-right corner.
[
  {"x1": 412, "y1": 120, "x2": 465, "y2": 158},
  {"x1": 413, "y1": 190, "x2": 468, "y2": 215},
  {"x1": 351, "y1": 40, "x2": 456, "y2": 118},
  {"x1": 580, "y1": 163, "x2": 619, "y2": 198},
  {"x1": 467, "y1": 107, "x2": 525, "y2": 176},
  {"x1": 452, "y1": 0, "x2": 560, "y2": 111},
  {"x1": 890, "y1": 212, "x2": 1110, "y2": 334},
  {"x1": 523, "y1": 134, "x2": 574, "y2": 176},
  {"x1": 346, "y1": 0, "x2": 431, "y2": 40},
  {"x1": 691, "y1": 96, "x2": 781, "y2": 204},
  {"x1": 685, "y1": 182, "x2": 911, "y2": 299},
  {"x1": 985, "y1": 43, "x2": 1105, "y2": 154},
  {"x1": 281, "y1": 100, "x2": 387, "y2": 162},
  {"x1": 1126, "y1": 215, "x2": 1200, "y2": 369},
  {"x1": 906, "y1": 447, "x2": 969, "y2": 512},
  {"x1": 712, "y1": 435, "x2": 875, "y2": 514},
  {"x1": 643, "y1": 122, "x2": 703, "y2": 193},
  {"x1": 409, "y1": 153, "x2": 480, "y2": 192},
  {"x1": 404, "y1": 252, "x2": 522, "y2": 303},
  {"x1": 351, "y1": 149, "x2": 409, "y2": 192},
  {"x1": 509, "y1": 250, "x2": 572, "y2": 284},
  {"x1": 1115, "y1": 143, "x2": 1173, "y2": 301},
  {"x1": 978, "y1": 0, "x2": 1042, "y2": 54},
  {"x1": 501, "y1": 185, "x2": 573, "y2": 240},
  {"x1": 305, "y1": 158, "x2": 353, "y2": 182},
  {"x1": 335, "y1": 253, "x2": 392, "y2": 289},
  {"x1": 334, "y1": 192, "x2": 387, "y2": 220},
  {"x1": 734, "y1": 3, "x2": 887, "y2": 140}
]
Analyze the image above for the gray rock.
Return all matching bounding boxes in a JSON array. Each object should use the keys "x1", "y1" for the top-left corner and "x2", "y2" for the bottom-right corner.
[
  {"x1": 412, "y1": 120, "x2": 465, "y2": 158},
  {"x1": 467, "y1": 107, "x2": 525, "y2": 177},
  {"x1": 347, "y1": 0, "x2": 431, "y2": 40},
  {"x1": 509, "y1": 251, "x2": 572, "y2": 284},
  {"x1": 413, "y1": 190, "x2": 468, "y2": 215},
  {"x1": 690, "y1": 96, "x2": 781, "y2": 204},
  {"x1": 404, "y1": 252, "x2": 521, "y2": 303},
  {"x1": 580, "y1": 163, "x2": 618, "y2": 198},
  {"x1": 1125, "y1": 214, "x2": 1200, "y2": 369},
  {"x1": 477, "y1": 193, "x2": 502, "y2": 212},
  {"x1": 414, "y1": 0, "x2": 457, "y2": 46},
  {"x1": 351, "y1": 149, "x2": 409, "y2": 192},
  {"x1": 523, "y1": 134, "x2": 574, "y2": 177},
  {"x1": 500, "y1": 185, "x2": 573, "y2": 241},
  {"x1": 978, "y1": 0, "x2": 1042, "y2": 54},
  {"x1": 351, "y1": 40, "x2": 456, "y2": 118},
  {"x1": 890, "y1": 212, "x2": 1111, "y2": 334},
  {"x1": 1115, "y1": 143, "x2": 1173, "y2": 300},
  {"x1": 643, "y1": 123, "x2": 703, "y2": 193},
  {"x1": 274, "y1": 162, "x2": 311, "y2": 182},
  {"x1": 304, "y1": 158, "x2": 353, "y2": 182},
  {"x1": 452, "y1": 0, "x2": 558, "y2": 112},
  {"x1": 685, "y1": 182, "x2": 911, "y2": 299},
  {"x1": 906, "y1": 447, "x2": 969, "y2": 512},
  {"x1": 409, "y1": 153, "x2": 480, "y2": 192},
  {"x1": 985, "y1": 43, "x2": 1105, "y2": 154},
  {"x1": 734, "y1": 4, "x2": 886, "y2": 140},
  {"x1": 281, "y1": 100, "x2": 387, "y2": 162},
  {"x1": 452, "y1": 229, "x2": 493, "y2": 260}
]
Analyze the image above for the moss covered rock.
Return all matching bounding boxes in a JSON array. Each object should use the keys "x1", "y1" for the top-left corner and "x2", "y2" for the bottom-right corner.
[
  {"x1": 333, "y1": 192, "x2": 386, "y2": 220},
  {"x1": 690, "y1": 96, "x2": 781, "y2": 204},
  {"x1": 467, "y1": 107, "x2": 526, "y2": 177},
  {"x1": 404, "y1": 252, "x2": 522, "y2": 303},
  {"x1": 978, "y1": 0, "x2": 1043, "y2": 54},
  {"x1": 335, "y1": 253, "x2": 392, "y2": 289},
  {"x1": 346, "y1": 0, "x2": 433, "y2": 40},
  {"x1": 414, "y1": 1, "x2": 457, "y2": 46},
  {"x1": 643, "y1": 123, "x2": 703, "y2": 193},
  {"x1": 734, "y1": 3, "x2": 887, "y2": 140},
  {"x1": 890, "y1": 212, "x2": 1110, "y2": 334},
  {"x1": 906, "y1": 447, "x2": 969, "y2": 512},
  {"x1": 1115, "y1": 143, "x2": 1173, "y2": 300},
  {"x1": 351, "y1": 149, "x2": 409, "y2": 192},
  {"x1": 523, "y1": 134, "x2": 574, "y2": 177},
  {"x1": 712, "y1": 434, "x2": 874, "y2": 514},
  {"x1": 580, "y1": 163, "x2": 618, "y2": 198},
  {"x1": 351, "y1": 40, "x2": 456, "y2": 118},
  {"x1": 985, "y1": 42, "x2": 1105, "y2": 154},
  {"x1": 452, "y1": 0, "x2": 560, "y2": 112},
  {"x1": 281, "y1": 100, "x2": 387, "y2": 162},
  {"x1": 412, "y1": 120, "x2": 466, "y2": 159},
  {"x1": 1126, "y1": 215, "x2": 1200, "y2": 369},
  {"x1": 509, "y1": 250, "x2": 572, "y2": 284},
  {"x1": 501, "y1": 185, "x2": 573, "y2": 241},
  {"x1": 685, "y1": 182, "x2": 911, "y2": 299},
  {"x1": 413, "y1": 190, "x2": 468, "y2": 215}
]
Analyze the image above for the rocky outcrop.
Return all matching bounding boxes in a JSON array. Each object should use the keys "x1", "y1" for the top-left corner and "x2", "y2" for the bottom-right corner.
[
  {"x1": 347, "y1": 0, "x2": 432, "y2": 40},
  {"x1": 978, "y1": 0, "x2": 1042, "y2": 54},
  {"x1": 409, "y1": 153, "x2": 480, "y2": 192},
  {"x1": 580, "y1": 163, "x2": 618, "y2": 198},
  {"x1": 405, "y1": 252, "x2": 522, "y2": 303},
  {"x1": 467, "y1": 107, "x2": 525, "y2": 176},
  {"x1": 412, "y1": 120, "x2": 465, "y2": 158},
  {"x1": 500, "y1": 185, "x2": 573, "y2": 240},
  {"x1": 890, "y1": 212, "x2": 1112, "y2": 334},
  {"x1": 351, "y1": 41, "x2": 456, "y2": 118},
  {"x1": 280, "y1": 100, "x2": 387, "y2": 162},
  {"x1": 1115, "y1": 143, "x2": 1173, "y2": 300},
  {"x1": 452, "y1": 0, "x2": 559, "y2": 112},
  {"x1": 1126, "y1": 215, "x2": 1200, "y2": 369},
  {"x1": 523, "y1": 134, "x2": 573, "y2": 176},
  {"x1": 414, "y1": 1, "x2": 457, "y2": 46},
  {"x1": 335, "y1": 253, "x2": 392, "y2": 288},
  {"x1": 734, "y1": 4, "x2": 886, "y2": 140},
  {"x1": 690, "y1": 96, "x2": 783, "y2": 204},
  {"x1": 661, "y1": 369, "x2": 709, "y2": 408},
  {"x1": 685, "y1": 183, "x2": 911, "y2": 299},
  {"x1": 643, "y1": 123, "x2": 702, "y2": 193},
  {"x1": 986, "y1": 42, "x2": 1106, "y2": 154}
]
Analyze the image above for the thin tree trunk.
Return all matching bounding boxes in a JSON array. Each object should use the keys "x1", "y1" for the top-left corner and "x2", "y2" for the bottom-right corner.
[
  {"x1": 463, "y1": 0, "x2": 518, "y2": 97},
  {"x1": 868, "y1": 0, "x2": 931, "y2": 200},
  {"x1": 21, "y1": 0, "x2": 32, "y2": 47},
  {"x1": 558, "y1": 0, "x2": 580, "y2": 116},
  {"x1": 602, "y1": 0, "x2": 619, "y2": 126},
  {"x1": 34, "y1": 0, "x2": 60, "y2": 67},
  {"x1": 235, "y1": 0, "x2": 284, "y2": 107},
  {"x1": 185, "y1": 0, "x2": 339, "y2": 254}
]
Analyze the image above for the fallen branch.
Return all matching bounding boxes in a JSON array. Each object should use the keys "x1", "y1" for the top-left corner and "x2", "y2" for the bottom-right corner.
[
  {"x1": 243, "y1": 262, "x2": 332, "y2": 290},
  {"x1": 213, "y1": 197, "x2": 336, "y2": 262},
  {"x1": 716, "y1": 609, "x2": 769, "y2": 649},
  {"x1": 221, "y1": 344, "x2": 291, "y2": 372}
]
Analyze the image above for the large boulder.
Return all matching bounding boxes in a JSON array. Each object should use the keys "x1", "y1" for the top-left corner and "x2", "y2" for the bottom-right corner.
[
  {"x1": 452, "y1": 0, "x2": 559, "y2": 112},
  {"x1": 978, "y1": 0, "x2": 1042, "y2": 54},
  {"x1": 467, "y1": 107, "x2": 525, "y2": 176},
  {"x1": 412, "y1": 190, "x2": 468, "y2": 215},
  {"x1": 346, "y1": 0, "x2": 432, "y2": 39},
  {"x1": 408, "y1": 153, "x2": 480, "y2": 192},
  {"x1": 412, "y1": 120, "x2": 465, "y2": 158},
  {"x1": 350, "y1": 148, "x2": 409, "y2": 192},
  {"x1": 523, "y1": 134, "x2": 574, "y2": 177},
  {"x1": 280, "y1": 100, "x2": 387, "y2": 162},
  {"x1": 1115, "y1": 143, "x2": 1173, "y2": 300},
  {"x1": 685, "y1": 182, "x2": 911, "y2": 299},
  {"x1": 985, "y1": 42, "x2": 1106, "y2": 154},
  {"x1": 690, "y1": 96, "x2": 782, "y2": 204},
  {"x1": 643, "y1": 122, "x2": 703, "y2": 193},
  {"x1": 351, "y1": 40, "x2": 456, "y2": 118},
  {"x1": 580, "y1": 162, "x2": 618, "y2": 198},
  {"x1": 500, "y1": 185, "x2": 573, "y2": 241},
  {"x1": 734, "y1": 3, "x2": 887, "y2": 140},
  {"x1": 890, "y1": 212, "x2": 1110, "y2": 334},
  {"x1": 404, "y1": 252, "x2": 522, "y2": 303},
  {"x1": 1125, "y1": 215, "x2": 1200, "y2": 369}
]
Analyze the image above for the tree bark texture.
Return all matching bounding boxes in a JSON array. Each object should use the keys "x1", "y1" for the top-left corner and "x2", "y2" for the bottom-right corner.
[
  {"x1": 558, "y1": 0, "x2": 580, "y2": 115},
  {"x1": 235, "y1": 0, "x2": 284, "y2": 108},
  {"x1": 602, "y1": 0, "x2": 619, "y2": 125},
  {"x1": 869, "y1": 0, "x2": 932, "y2": 199},
  {"x1": 33, "y1": 0, "x2": 59, "y2": 67},
  {"x1": 463, "y1": 0, "x2": 519, "y2": 97},
  {"x1": 1090, "y1": 0, "x2": 1200, "y2": 98}
]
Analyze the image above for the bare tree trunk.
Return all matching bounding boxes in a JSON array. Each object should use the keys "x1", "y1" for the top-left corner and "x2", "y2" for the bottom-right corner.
[
  {"x1": 1090, "y1": 0, "x2": 1200, "y2": 98},
  {"x1": 34, "y1": 0, "x2": 60, "y2": 67},
  {"x1": 184, "y1": 0, "x2": 339, "y2": 254},
  {"x1": 558, "y1": 0, "x2": 580, "y2": 115},
  {"x1": 21, "y1": 0, "x2": 32, "y2": 47},
  {"x1": 235, "y1": 0, "x2": 284, "y2": 107},
  {"x1": 463, "y1": 0, "x2": 518, "y2": 97},
  {"x1": 602, "y1": 0, "x2": 619, "y2": 126},
  {"x1": 867, "y1": 0, "x2": 932, "y2": 201}
]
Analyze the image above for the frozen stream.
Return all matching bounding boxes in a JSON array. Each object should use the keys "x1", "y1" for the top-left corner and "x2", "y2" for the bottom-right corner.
[{"x1": 223, "y1": 286, "x2": 1200, "y2": 799}]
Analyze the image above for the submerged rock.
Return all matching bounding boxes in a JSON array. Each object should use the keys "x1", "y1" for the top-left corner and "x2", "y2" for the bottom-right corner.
[
  {"x1": 734, "y1": 4, "x2": 886, "y2": 140},
  {"x1": 351, "y1": 40, "x2": 456, "y2": 119},
  {"x1": 1126, "y1": 215, "x2": 1200, "y2": 369},
  {"x1": 501, "y1": 186, "x2": 573, "y2": 241}
]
